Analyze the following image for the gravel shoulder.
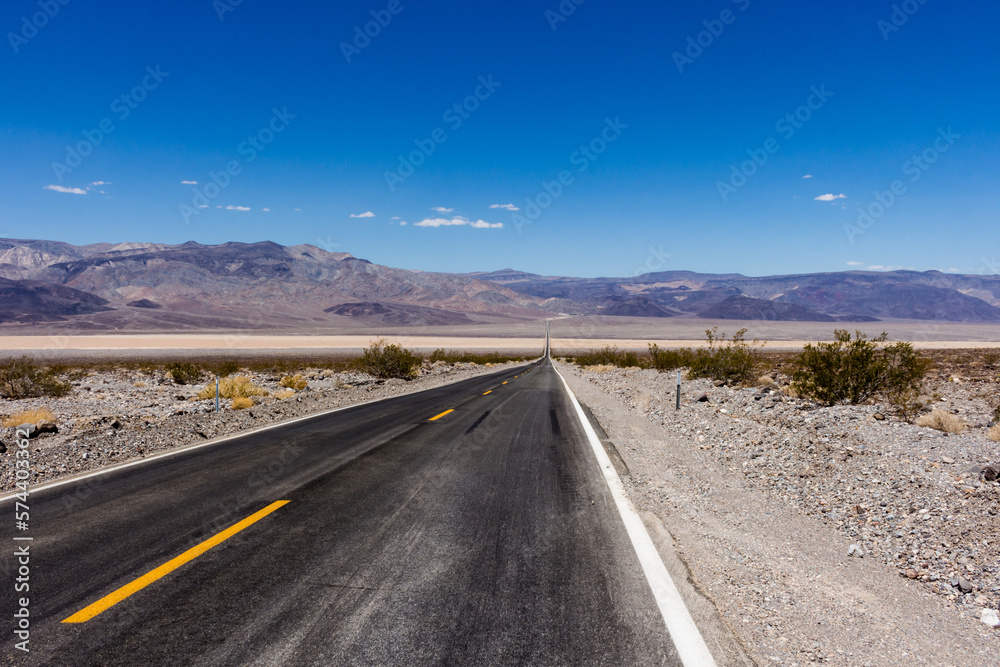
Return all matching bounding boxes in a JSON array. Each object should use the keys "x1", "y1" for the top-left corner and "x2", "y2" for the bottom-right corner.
[
  {"x1": 556, "y1": 360, "x2": 999, "y2": 666},
  {"x1": 0, "y1": 361, "x2": 525, "y2": 493}
]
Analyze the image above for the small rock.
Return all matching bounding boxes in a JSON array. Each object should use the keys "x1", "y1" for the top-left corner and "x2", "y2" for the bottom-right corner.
[
  {"x1": 37, "y1": 422, "x2": 58, "y2": 435},
  {"x1": 941, "y1": 456, "x2": 954, "y2": 464},
  {"x1": 694, "y1": 393, "x2": 710, "y2": 403},
  {"x1": 905, "y1": 568, "x2": 919, "y2": 579},
  {"x1": 873, "y1": 413, "x2": 886, "y2": 421},
  {"x1": 111, "y1": 418, "x2": 123, "y2": 430},
  {"x1": 982, "y1": 465, "x2": 999, "y2": 482},
  {"x1": 0, "y1": 441, "x2": 6, "y2": 454},
  {"x1": 16, "y1": 423, "x2": 38, "y2": 439},
  {"x1": 981, "y1": 609, "x2": 1000, "y2": 628},
  {"x1": 848, "y1": 544, "x2": 864, "y2": 558},
  {"x1": 712, "y1": 380, "x2": 725, "y2": 387},
  {"x1": 955, "y1": 577, "x2": 974, "y2": 594}
]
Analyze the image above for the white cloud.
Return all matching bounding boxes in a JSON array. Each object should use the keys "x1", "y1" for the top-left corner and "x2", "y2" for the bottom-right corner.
[
  {"x1": 350, "y1": 211, "x2": 375, "y2": 218},
  {"x1": 197, "y1": 205, "x2": 208, "y2": 209},
  {"x1": 802, "y1": 174, "x2": 813, "y2": 179},
  {"x1": 44, "y1": 184, "x2": 87, "y2": 195},
  {"x1": 294, "y1": 208, "x2": 302, "y2": 212},
  {"x1": 261, "y1": 207, "x2": 271, "y2": 212},
  {"x1": 415, "y1": 216, "x2": 502, "y2": 229},
  {"x1": 865, "y1": 265, "x2": 905, "y2": 271},
  {"x1": 180, "y1": 180, "x2": 198, "y2": 185},
  {"x1": 846, "y1": 261, "x2": 864, "y2": 267},
  {"x1": 490, "y1": 203, "x2": 519, "y2": 211},
  {"x1": 225, "y1": 205, "x2": 251, "y2": 211},
  {"x1": 400, "y1": 221, "x2": 407, "y2": 226},
  {"x1": 814, "y1": 193, "x2": 846, "y2": 201},
  {"x1": 430, "y1": 206, "x2": 454, "y2": 213},
  {"x1": 91, "y1": 180, "x2": 110, "y2": 186}
]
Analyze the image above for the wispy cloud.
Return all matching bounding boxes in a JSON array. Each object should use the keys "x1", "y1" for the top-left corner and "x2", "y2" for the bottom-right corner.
[
  {"x1": 224, "y1": 205, "x2": 251, "y2": 211},
  {"x1": 490, "y1": 203, "x2": 519, "y2": 211},
  {"x1": 814, "y1": 193, "x2": 846, "y2": 201},
  {"x1": 350, "y1": 211, "x2": 375, "y2": 218},
  {"x1": 180, "y1": 180, "x2": 198, "y2": 185},
  {"x1": 44, "y1": 184, "x2": 87, "y2": 195},
  {"x1": 846, "y1": 261, "x2": 864, "y2": 267},
  {"x1": 261, "y1": 207, "x2": 271, "y2": 212},
  {"x1": 415, "y1": 216, "x2": 503, "y2": 229},
  {"x1": 91, "y1": 180, "x2": 110, "y2": 186},
  {"x1": 802, "y1": 174, "x2": 813, "y2": 179},
  {"x1": 430, "y1": 206, "x2": 453, "y2": 213}
]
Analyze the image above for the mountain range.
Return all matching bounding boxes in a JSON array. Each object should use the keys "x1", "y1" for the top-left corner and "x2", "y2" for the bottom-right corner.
[{"x1": 1, "y1": 238, "x2": 999, "y2": 330}]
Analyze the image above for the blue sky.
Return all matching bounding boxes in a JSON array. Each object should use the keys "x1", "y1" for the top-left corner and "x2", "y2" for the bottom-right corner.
[{"x1": 1, "y1": 0, "x2": 997, "y2": 278}]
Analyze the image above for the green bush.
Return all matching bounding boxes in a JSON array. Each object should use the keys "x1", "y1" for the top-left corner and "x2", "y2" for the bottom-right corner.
[
  {"x1": 166, "y1": 362, "x2": 203, "y2": 385},
  {"x1": 792, "y1": 330, "x2": 928, "y2": 406},
  {"x1": 688, "y1": 328, "x2": 763, "y2": 385},
  {"x1": 647, "y1": 344, "x2": 694, "y2": 371},
  {"x1": 356, "y1": 339, "x2": 422, "y2": 379},
  {"x1": 0, "y1": 356, "x2": 71, "y2": 399},
  {"x1": 429, "y1": 349, "x2": 530, "y2": 365},
  {"x1": 573, "y1": 346, "x2": 642, "y2": 368},
  {"x1": 205, "y1": 360, "x2": 240, "y2": 378}
]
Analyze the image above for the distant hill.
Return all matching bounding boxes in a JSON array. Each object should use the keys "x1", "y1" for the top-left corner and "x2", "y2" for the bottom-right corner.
[{"x1": 1, "y1": 237, "x2": 998, "y2": 329}]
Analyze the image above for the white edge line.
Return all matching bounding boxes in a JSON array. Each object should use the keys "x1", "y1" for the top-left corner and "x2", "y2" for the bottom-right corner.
[
  {"x1": 0, "y1": 360, "x2": 538, "y2": 504},
  {"x1": 553, "y1": 364, "x2": 718, "y2": 667}
]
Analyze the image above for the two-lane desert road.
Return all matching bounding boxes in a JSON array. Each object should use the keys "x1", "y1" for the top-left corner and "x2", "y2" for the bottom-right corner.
[{"x1": 3, "y1": 360, "x2": 713, "y2": 665}]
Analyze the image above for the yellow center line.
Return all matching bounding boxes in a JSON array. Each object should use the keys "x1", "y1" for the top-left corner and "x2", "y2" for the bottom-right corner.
[
  {"x1": 429, "y1": 409, "x2": 454, "y2": 421},
  {"x1": 482, "y1": 390, "x2": 492, "y2": 395},
  {"x1": 502, "y1": 381, "x2": 508, "y2": 384},
  {"x1": 62, "y1": 500, "x2": 290, "y2": 624}
]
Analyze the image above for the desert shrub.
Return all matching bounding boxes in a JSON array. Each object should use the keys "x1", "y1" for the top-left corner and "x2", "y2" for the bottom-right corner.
[
  {"x1": 231, "y1": 396, "x2": 253, "y2": 410},
  {"x1": 988, "y1": 424, "x2": 1000, "y2": 442},
  {"x1": 273, "y1": 389, "x2": 296, "y2": 400},
  {"x1": 992, "y1": 401, "x2": 1000, "y2": 424},
  {"x1": 356, "y1": 339, "x2": 422, "y2": 379},
  {"x1": 915, "y1": 409, "x2": 967, "y2": 434},
  {"x1": 2, "y1": 408, "x2": 56, "y2": 428},
  {"x1": 792, "y1": 330, "x2": 928, "y2": 406},
  {"x1": 574, "y1": 346, "x2": 643, "y2": 368},
  {"x1": 279, "y1": 374, "x2": 308, "y2": 391},
  {"x1": 166, "y1": 362, "x2": 203, "y2": 385},
  {"x1": 428, "y1": 349, "x2": 530, "y2": 365},
  {"x1": 196, "y1": 375, "x2": 269, "y2": 400},
  {"x1": 205, "y1": 360, "x2": 241, "y2": 378},
  {"x1": 0, "y1": 356, "x2": 71, "y2": 399},
  {"x1": 647, "y1": 344, "x2": 694, "y2": 371},
  {"x1": 688, "y1": 328, "x2": 763, "y2": 385}
]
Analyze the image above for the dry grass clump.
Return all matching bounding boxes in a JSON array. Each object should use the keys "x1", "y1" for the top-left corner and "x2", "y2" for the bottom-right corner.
[
  {"x1": 756, "y1": 375, "x2": 777, "y2": 388},
  {"x1": 915, "y1": 409, "x2": 967, "y2": 434},
  {"x1": 988, "y1": 424, "x2": 1000, "y2": 442},
  {"x1": 584, "y1": 364, "x2": 616, "y2": 372},
  {"x1": 231, "y1": 397, "x2": 253, "y2": 410},
  {"x1": 197, "y1": 375, "x2": 269, "y2": 400},
  {"x1": 2, "y1": 408, "x2": 56, "y2": 427},
  {"x1": 279, "y1": 375, "x2": 308, "y2": 391},
  {"x1": 273, "y1": 389, "x2": 296, "y2": 400}
]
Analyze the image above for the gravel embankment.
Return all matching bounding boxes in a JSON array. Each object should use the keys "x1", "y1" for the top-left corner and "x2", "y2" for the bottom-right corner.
[
  {"x1": 0, "y1": 361, "x2": 523, "y2": 492},
  {"x1": 557, "y1": 360, "x2": 999, "y2": 666}
]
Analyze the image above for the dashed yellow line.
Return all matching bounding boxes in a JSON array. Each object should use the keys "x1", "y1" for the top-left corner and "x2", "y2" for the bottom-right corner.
[
  {"x1": 63, "y1": 500, "x2": 290, "y2": 623},
  {"x1": 429, "y1": 409, "x2": 454, "y2": 421},
  {"x1": 482, "y1": 390, "x2": 492, "y2": 395},
  {"x1": 502, "y1": 381, "x2": 508, "y2": 385}
]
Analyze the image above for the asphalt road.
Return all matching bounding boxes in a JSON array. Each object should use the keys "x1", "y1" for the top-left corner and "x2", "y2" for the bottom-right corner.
[{"x1": 3, "y1": 360, "x2": 686, "y2": 666}]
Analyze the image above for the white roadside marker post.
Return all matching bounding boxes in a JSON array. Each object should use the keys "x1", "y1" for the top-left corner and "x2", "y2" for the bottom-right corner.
[
  {"x1": 676, "y1": 370, "x2": 681, "y2": 410},
  {"x1": 215, "y1": 377, "x2": 220, "y2": 413}
]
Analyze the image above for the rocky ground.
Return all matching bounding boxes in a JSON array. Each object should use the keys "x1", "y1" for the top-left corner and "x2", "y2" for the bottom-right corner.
[
  {"x1": 0, "y1": 360, "x2": 521, "y2": 492},
  {"x1": 557, "y1": 357, "x2": 1000, "y2": 666}
]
